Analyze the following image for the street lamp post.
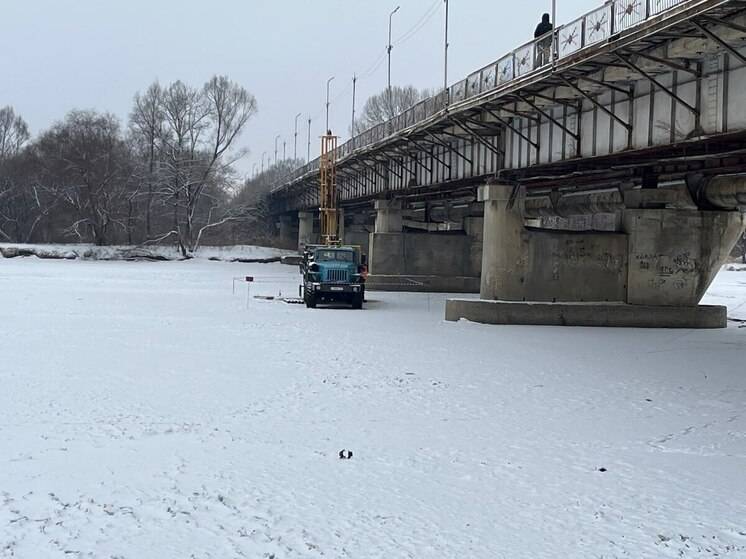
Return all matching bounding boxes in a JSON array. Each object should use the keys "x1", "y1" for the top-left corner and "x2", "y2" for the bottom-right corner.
[
  {"x1": 252, "y1": 163, "x2": 258, "y2": 178},
  {"x1": 283, "y1": 140, "x2": 286, "y2": 161},
  {"x1": 387, "y1": 6, "x2": 400, "y2": 113},
  {"x1": 551, "y1": 0, "x2": 557, "y2": 68},
  {"x1": 261, "y1": 151, "x2": 267, "y2": 174},
  {"x1": 307, "y1": 117, "x2": 312, "y2": 162},
  {"x1": 294, "y1": 112, "x2": 301, "y2": 161},
  {"x1": 444, "y1": 0, "x2": 450, "y2": 106},
  {"x1": 274, "y1": 135, "x2": 280, "y2": 165},
  {"x1": 351, "y1": 74, "x2": 357, "y2": 146},
  {"x1": 325, "y1": 76, "x2": 335, "y2": 133}
]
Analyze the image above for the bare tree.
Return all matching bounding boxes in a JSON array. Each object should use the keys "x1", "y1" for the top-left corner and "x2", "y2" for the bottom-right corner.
[
  {"x1": 156, "y1": 76, "x2": 257, "y2": 255},
  {"x1": 0, "y1": 77, "x2": 257, "y2": 249},
  {"x1": 229, "y1": 159, "x2": 301, "y2": 246},
  {"x1": 0, "y1": 107, "x2": 40, "y2": 243},
  {"x1": 0, "y1": 106, "x2": 30, "y2": 160},
  {"x1": 351, "y1": 85, "x2": 431, "y2": 135},
  {"x1": 129, "y1": 82, "x2": 164, "y2": 238},
  {"x1": 35, "y1": 110, "x2": 133, "y2": 245}
]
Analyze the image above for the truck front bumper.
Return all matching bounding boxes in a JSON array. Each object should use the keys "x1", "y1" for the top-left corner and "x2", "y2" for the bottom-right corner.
[{"x1": 309, "y1": 283, "x2": 363, "y2": 295}]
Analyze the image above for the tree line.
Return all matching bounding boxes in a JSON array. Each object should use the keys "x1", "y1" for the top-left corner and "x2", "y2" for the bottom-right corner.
[
  {"x1": 0, "y1": 76, "x2": 259, "y2": 255},
  {"x1": 1, "y1": 81, "x2": 435, "y2": 254}
]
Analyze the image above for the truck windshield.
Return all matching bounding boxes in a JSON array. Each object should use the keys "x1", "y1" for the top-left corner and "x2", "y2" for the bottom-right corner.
[{"x1": 315, "y1": 250, "x2": 354, "y2": 263}]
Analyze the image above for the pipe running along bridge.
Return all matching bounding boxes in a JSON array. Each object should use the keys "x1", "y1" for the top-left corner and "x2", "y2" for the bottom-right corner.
[{"x1": 270, "y1": 0, "x2": 746, "y2": 328}]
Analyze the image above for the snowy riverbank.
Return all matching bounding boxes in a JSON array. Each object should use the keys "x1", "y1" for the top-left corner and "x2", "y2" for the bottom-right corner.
[{"x1": 0, "y1": 243, "x2": 294, "y2": 262}]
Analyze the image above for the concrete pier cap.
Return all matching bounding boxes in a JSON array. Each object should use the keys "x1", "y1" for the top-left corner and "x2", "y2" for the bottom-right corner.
[{"x1": 374, "y1": 198, "x2": 403, "y2": 234}]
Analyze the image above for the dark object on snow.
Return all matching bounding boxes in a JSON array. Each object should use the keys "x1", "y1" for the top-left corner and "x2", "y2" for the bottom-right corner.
[
  {"x1": 598, "y1": 467, "x2": 607, "y2": 472},
  {"x1": 339, "y1": 449, "x2": 353, "y2": 460},
  {"x1": 534, "y1": 13, "x2": 553, "y2": 38}
]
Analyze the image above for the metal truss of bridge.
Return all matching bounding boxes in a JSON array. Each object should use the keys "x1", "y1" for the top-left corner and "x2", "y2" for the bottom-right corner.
[{"x1": 270, "y1": 0, "x2": 746, "y2": 214}]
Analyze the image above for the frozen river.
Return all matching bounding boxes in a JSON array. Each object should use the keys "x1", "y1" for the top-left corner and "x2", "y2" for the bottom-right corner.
[{"x1": 1, "y1": 257, "x2": 745, "y2": 558}]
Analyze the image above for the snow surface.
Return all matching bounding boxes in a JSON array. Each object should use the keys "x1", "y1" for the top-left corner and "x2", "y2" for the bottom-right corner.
[{"x1": 1, "y1": 257, "x2": 745, "y2": 558}]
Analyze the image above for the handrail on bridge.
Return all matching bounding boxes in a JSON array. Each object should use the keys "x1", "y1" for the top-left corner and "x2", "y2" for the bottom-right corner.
[{"x1": 271, "y1": 0, "x2": 688, "y2": 195}]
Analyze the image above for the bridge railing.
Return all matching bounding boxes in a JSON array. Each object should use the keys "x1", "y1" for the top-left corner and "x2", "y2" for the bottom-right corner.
[{"x1": 272, "y1": 0, "x2": 688, "y2": 194}]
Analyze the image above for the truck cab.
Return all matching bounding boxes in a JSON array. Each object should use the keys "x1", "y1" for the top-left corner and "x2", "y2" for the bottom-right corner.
[{"x1": 301, "y1": 245, "x2": 366, "y2": 309}]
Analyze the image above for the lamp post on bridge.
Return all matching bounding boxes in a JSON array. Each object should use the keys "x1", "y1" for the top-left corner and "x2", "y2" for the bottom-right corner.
[
  {"x1": 283, "y1": 139, "x2": 286, "y2": 161},
  {"x1": 252, "y1": 163, "x2": 258, "y2": 178},
  {"x1": 351, "y1": 74, "x2": 357, "y2": 147},
  {"x1": 325, "y1": 76, "x2": 335, "y2": 133},
  {"x1": 387, "y1": 5, "x2": 400, "y2": 114},
  {"x1": 443, "y1": 0, "x2": 449, "y2": 107},
  {"x1": 294, "y1": 112, "x2": 301, "y2": 162},
  {"x1": 274, "y1": 135, "x2": 280, "y2": 166},
  {"x1": 551, "y1": 0, "x2": 557, "y2": 68},
  {"x1": 261, "y1": 151, "x2": 267, "y2": 174}
]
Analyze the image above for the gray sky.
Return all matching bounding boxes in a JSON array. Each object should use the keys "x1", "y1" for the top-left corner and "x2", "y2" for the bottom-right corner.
[{"x1": 0, "y1": 0, "x2": 600, "y2": 177}]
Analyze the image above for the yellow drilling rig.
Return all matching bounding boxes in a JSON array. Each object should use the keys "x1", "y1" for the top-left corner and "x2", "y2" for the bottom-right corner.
[
  {"x1": 319, "y1": 132, "x2": 339, "y2": 245},
  {"x1": 299, "y1": 131, "x2": 367, "y2": 309}
]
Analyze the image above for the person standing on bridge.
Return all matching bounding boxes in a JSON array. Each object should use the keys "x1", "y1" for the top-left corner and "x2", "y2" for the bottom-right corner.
[{"x1": 534, "y1": 13, "x2": 553, "y2": 66}]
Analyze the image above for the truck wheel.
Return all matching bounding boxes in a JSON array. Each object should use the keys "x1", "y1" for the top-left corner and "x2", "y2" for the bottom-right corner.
[{"x1": 351, "y1": 293, "x2": 363, "y2": 309}]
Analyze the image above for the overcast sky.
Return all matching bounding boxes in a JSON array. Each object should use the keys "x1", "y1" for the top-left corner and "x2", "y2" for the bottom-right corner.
[{"x1": 1, "y1": 0, "x2": 601, "y2": 177}]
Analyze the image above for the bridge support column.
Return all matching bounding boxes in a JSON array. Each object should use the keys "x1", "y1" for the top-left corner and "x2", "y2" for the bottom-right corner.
[
  {"x1": 298, "y1": 211, "x2": 315, "y2": 253},
  {"x1": 344, "y1": 212, "x2": 372, "y2": 254},
  {"x1": 277, "y1": 215, "x2": 297, "y2": 251},
  {"x1": 447, "y1": 179, "x2": 745, "y2": 328},
  {"x1": 479, "y1": 183, "x2": 527, "y2": 301},
  {"x1": 367, "y1": 198, "x2": 481, "y2": 293}
]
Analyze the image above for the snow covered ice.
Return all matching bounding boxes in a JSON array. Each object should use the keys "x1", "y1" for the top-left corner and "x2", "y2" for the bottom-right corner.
[{"x1": 1, "y1": 255, "x2": 745, "y2": 558}]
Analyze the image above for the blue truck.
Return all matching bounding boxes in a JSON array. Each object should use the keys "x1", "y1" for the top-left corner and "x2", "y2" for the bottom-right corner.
[{"x1": 301, "y1": 245, "x2": 367, "y2": 309}]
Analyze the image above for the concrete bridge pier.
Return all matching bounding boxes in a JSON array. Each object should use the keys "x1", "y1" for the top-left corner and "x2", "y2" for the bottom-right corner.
[
  {"x1": 277, "y1": 215, "x2": 298, "y2": 251},
  {"x1": 295, "y1": 209, "x2": 356, "y2": 252},
  {"x1": 344, "y1": 212, "x2": 373, "y2": 255},
  {"x1": 447, "y1": 181, "x2": 745, "y2": 328},
  {"x1": 298, "y1": 211, "x2": 315, "y2": 253},
  {"x1": 366, "y1": 199, "x2": 482, "y2": 293}
]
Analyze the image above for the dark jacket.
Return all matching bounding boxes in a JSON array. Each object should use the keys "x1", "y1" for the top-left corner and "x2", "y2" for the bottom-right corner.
[{"x1": 535, "y1": 15, "x2": 553, "y2": 38}]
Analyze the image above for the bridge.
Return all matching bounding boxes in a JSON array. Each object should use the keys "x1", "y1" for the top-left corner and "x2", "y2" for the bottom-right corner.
[{"x1": 270, "y1": 0, "x2": 746, "y2": 328}]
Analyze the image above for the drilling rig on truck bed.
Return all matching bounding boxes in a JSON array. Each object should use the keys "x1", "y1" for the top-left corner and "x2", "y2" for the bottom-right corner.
[
  {"x1": 319, "y1": 132, "x2": 339, "y2": 245},
  {"x1": 300, "y1": 131, "x2": 367, "y2": 309}
]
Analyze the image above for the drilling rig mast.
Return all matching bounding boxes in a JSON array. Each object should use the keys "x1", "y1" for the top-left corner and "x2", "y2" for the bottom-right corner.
[{"x1": 319, "y1": 131, "x2": 339, "y2": 245}]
